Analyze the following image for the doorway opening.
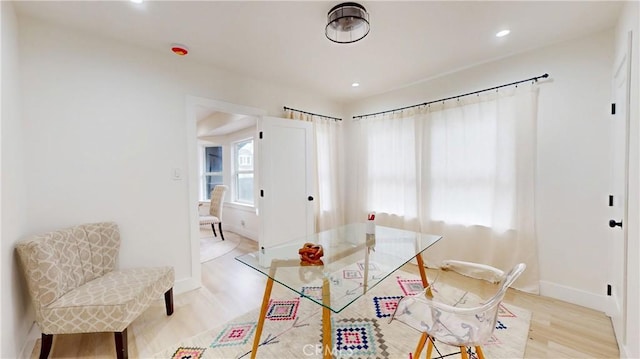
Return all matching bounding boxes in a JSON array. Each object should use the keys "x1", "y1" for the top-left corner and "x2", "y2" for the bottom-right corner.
[{"x1": 186, "y1": 96, "x2": 265, "y2": 284}]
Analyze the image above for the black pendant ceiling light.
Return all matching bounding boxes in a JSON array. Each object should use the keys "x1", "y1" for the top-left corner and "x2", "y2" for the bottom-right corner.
[{"x1": 325, "y1": 2, "x2": 370, "y2": 44}]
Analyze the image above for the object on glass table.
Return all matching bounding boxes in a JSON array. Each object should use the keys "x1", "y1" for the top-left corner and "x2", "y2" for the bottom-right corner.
[
  {"x1": 298, "y1": 242, "x2": 324, "y2": 266},
  {"x1": 366, "y1": 212, "x2": 376, "y2": 234},
  {"x1": 366, "y1": 221, "x2": 376, "y2": 235},
  {"x1": 366, "y1": 233, "x2": 376, "y2": 252}
]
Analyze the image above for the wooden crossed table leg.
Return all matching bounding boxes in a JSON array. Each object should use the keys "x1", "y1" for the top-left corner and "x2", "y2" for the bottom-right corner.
[
  {"x1": 250, "y1": 262, "x2": 333, "y2": 359},
  {"x1": 251, "y1": 252, "x2": 431, "y2": 359}
]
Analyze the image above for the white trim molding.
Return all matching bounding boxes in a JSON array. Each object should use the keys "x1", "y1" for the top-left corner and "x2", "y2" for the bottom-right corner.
[
  {"x1": 185, "y1": 95, "x2": 266, "y2": 290},
  {"x1": 539, "y1": 280, "x2": 610, "y2": 313}
]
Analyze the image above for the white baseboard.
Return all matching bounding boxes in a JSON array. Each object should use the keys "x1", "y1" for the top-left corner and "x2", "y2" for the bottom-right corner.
[
  {"x1": 539, "y1": 280, "x2": 609, "y2": 312},
  {"x1": 226, "y1": 224, "x2": 258, "y2": 241},
  {"x1": 174, "y1": 277, "x2": 200, "y2": 294},
  {"x1": 199, "y1": 224, "x2": 257, "y2": 241}
]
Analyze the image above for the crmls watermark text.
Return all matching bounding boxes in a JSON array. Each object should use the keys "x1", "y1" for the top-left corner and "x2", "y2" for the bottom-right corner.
[{"x1": 302, "y1": 344, "x2": 354, "y2": 357}]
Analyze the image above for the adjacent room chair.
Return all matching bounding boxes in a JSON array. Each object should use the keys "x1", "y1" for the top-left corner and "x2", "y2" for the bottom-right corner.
[
  {"x1": 16, "y1": 222, "x2": 174, "y2": 359},
  {"x1": 390, "y1": 260, "x2": 526, "y2": 359},
  {"x1": 200, "y1": 185, "x2": 229, "y2": 240}
]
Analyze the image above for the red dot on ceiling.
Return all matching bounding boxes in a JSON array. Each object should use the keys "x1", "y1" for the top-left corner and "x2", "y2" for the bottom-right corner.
[{"x1": 171, "y1": 45, "x2": 188, "y2": 56}]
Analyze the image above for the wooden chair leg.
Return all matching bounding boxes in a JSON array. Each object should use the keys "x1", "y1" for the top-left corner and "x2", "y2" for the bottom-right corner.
[
  {"x1": 218, "y1": 222, "x2": 225, "y2": 240},
  {"x1": 475, "y1": 346, "x2": 485, "y2": 359},
  {"x1": 39, "y1": 333, "x2": 53, "y2": 359},
  {"x1": 425, "y1": 336, "x2": 434, "y2": 359},
  {"x1": 460, "y1": 346, "x2": 469, "y2": 359},
  {"x1": 164, "y1": 288, "x2": 174, "y2": 315},
  {"x1": 413, "y1": 332, "x2": 428, "y2": 358},
  {"x1": 114, "y1": 328, "x2": 128, "y2": 359},
  {"x1": 211, "y1": 223, "x2": 217, "y2": 237}
]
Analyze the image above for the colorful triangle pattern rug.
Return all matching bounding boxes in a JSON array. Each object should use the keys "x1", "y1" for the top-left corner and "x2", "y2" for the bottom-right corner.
[{"x1": 155, "y1": 270, "x2": 531, "y2": 359}]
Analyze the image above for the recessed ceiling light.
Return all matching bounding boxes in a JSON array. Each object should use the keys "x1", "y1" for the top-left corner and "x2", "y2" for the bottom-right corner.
[
  {"x1": 352, "y1": 82, "x2": 360, "y2": 87},
  {"x1": 496, "y1": 29, "x2": 510, "y2": 38},
  {"x1": 130, "y1": 0, "x2": 143, "y2": 3}
]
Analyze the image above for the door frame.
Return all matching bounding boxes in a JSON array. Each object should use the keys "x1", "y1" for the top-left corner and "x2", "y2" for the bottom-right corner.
[
  {"x1": 185, "y1": 96, "x2": 266, "y2": 286},
  {"x1": 607, "y1": 30, "x2": 632, "y2": 350}
]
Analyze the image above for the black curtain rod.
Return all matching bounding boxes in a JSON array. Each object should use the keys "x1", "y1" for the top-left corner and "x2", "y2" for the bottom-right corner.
[
  {"x1": 284, "y1": 106, "x2": 342, "y2": 121},
  {"x1": 353, "y1": 73, "x2": 550, "y2": 119}
]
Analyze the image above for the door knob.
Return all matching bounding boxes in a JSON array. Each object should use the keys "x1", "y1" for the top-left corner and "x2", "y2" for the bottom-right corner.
[
  {"x1": 609, "y1": 219, "x2": 622, "y2": 228},
  {"x1": 308, "y1": 196, "x2": 314, "y2": 201}
]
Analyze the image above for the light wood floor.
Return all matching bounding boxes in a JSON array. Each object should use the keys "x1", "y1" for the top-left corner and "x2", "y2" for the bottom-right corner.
[{"x1": 30, "y1": 233, "x2": 620, "y2": 358}]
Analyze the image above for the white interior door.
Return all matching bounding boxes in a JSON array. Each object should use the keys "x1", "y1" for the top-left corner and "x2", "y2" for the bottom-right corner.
[
  {"x1": 258, "y1": 116, "x2": 315, "y2": 264},
  {"x1": 607, "y1": 31, "x2": 631, "y2": 347}
]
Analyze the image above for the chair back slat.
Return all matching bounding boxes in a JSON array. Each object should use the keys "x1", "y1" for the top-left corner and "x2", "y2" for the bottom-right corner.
[{"x1": 209, "y1": 185, "x2": 228, "y2": 218}]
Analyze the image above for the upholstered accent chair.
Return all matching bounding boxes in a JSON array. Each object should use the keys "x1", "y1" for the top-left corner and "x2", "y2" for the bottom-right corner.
[
  {"x1": 16, "y1": 222, "x2": 174, "y2": 359},
  {"x1": 390, "y1": 261, "x2": 526, "y2": 359},
  {"x1": 199, "y1": 185, "x2": 229, "y2": 240}
]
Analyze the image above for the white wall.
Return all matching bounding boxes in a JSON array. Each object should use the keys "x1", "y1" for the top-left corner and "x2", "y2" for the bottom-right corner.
[
  {"x1": 9, "y1": 14, "x2": 343, "y2": 357},
  {"x1": 615, "y1": 2, "x2": 639, "y2": 358},
  {"x1": 346, "y1": 30, "x2": 615, "y2": 311},
  {"x1": 1, "y1": 2, "x2": 31, "y2": 358}
]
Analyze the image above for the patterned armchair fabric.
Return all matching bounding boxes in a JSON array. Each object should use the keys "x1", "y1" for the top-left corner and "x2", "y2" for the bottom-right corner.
[{"x1": 16, "y1": 222, "x2": 174, "y2": 357}]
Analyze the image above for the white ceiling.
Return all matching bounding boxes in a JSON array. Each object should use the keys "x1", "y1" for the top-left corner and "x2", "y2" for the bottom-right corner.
[
  {"x1": 14, "y1": 1, "x2": 623, "y2": 104},
  {"x1": 196, "y1": 109, "x2": 256, "y2": 137}
]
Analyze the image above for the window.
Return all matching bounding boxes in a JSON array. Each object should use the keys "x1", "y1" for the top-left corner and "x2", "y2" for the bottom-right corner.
[
  {"x1": 427, "y1": 104, "x2": 503, "y2": 227},
  {"x1": 233, "y1": 139, "x2": 254, "y2": 205},
  {"x1": 361, "y1": 117, "x2": 418, "y2": 218},
  {"x1": 202, "y1": 146, "x2": 223, "y2": 200},
  {"x1": 358, "y1": 88, "x2": 535, "y2": 232}
]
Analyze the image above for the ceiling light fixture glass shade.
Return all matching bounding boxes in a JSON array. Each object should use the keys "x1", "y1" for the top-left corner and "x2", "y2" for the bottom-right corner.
[{"x1": 325, "y1": 2, "x2": 370, "y2": 44}]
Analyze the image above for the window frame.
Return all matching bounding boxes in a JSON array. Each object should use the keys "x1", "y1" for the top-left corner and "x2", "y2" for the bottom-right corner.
[
  {"x1": 201, "y1": 145, "x2": 223, "y2": 201},
  {"x1": 232, "y1": 137, "x2": 254, "y2": 206}
]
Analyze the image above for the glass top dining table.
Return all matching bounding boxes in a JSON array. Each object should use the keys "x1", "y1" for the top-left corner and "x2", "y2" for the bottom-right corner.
[
  {"x1": 235, "y1": 223, "x2": 442, "y2": 359},
  {"x1": 235, "y1": 223, "x2": 442, "y2": 313}
]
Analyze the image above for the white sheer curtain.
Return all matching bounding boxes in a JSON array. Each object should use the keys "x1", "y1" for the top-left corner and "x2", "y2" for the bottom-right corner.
[
  {"x1": 285, "y1": 110, "x2": 345, "y2": 231},
  {"x1": 315, "y1": 117, "x2": 345, "y2": 230},
  {"x1": 354, "y1": 86, "x2": 540, "y2": 293},
  {"x1": 354, "y1": 111, "x2": 420, "y2": 230}
]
